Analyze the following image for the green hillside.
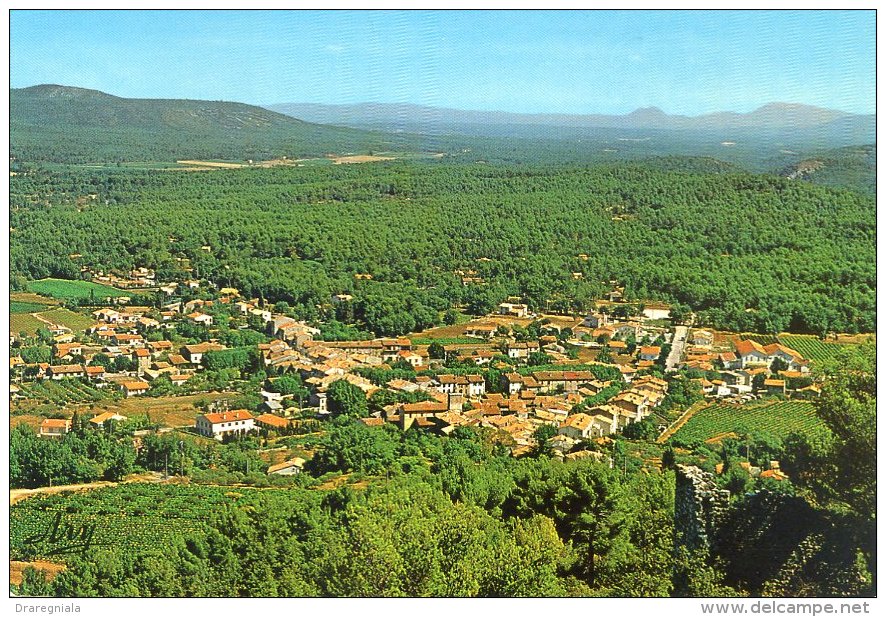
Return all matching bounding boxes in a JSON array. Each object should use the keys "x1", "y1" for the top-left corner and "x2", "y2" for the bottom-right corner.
[
  {"x1": 775, "y1": 144, "x2": 876, "y2": 196},
  {"x1": 10, "y1": 85, "x2": 419, "y2": 164}
]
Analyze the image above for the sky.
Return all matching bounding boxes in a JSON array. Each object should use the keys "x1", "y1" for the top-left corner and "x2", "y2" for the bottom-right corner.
[{"x1": 8, "y1": 9, "x2": 876, "y2": 116}]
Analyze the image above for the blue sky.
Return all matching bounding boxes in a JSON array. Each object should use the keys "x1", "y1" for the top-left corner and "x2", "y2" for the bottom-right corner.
[{"x1": 9, "y1": 10, "x2": 876, "y2": 115}]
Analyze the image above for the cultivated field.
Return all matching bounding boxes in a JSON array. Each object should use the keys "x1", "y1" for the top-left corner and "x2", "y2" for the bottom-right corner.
[
  {"x1": 331, "y1": 155, "x2": 395, "y2": 164},
  {"x1": 10, "y1": 484, "x2": 261, "y2": 562},
  {"x1": 10, "y1": 313, "x2": 48, "y2": 337},
  {"x1": 669, "y1": 400, "x2": 826, "y2": 444},
  {"x1": 27, "y1": 278, "x2": 134, "y2": 301},
  {"x1": 777, "y1": 335, "x2": 854, "y2": 362},
  {"x1": 38, "y1": 308, "x2": 97, "y2": 333},
  {"x1": 14, "y1": 379, "x2": 118, "y2": 407},
  {"x1": 89, "y1": 391, "x2": 239, "y2": 428},
  {"x1": 10, "y1": 301, "x2": 52, "y2": 313}
]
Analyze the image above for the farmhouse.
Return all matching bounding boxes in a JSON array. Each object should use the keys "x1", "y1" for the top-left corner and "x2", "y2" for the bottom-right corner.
[
  {"x1": 196, "y1": 409, "x2": 256, "y2": 440},
  {"x1": 39, "y1": 418, "x2": 72, "y2": 438},
  {"x1": 182, "y1": 342, "x2": 226, "y2": 366},
  {"x1": 638, "y1": 346, "x2": 661, "y2": 362},
  {"x1": 436, "y1": 374, "x2": 486, "y2": 397},
  {"x1": 498, "y1": 302, "x2": 531, "y2": 318},
  {"x1": 120, "y1": 380, "x2": 150, "y2": 397},
  {"x1": 464, "y1": 323, "x2": 497, "y2": 339},
  {"x1": 89, "y1": 412, "x2": 128, "y2": 428},
  {"x1": 507, "y1": 341, "x2": 541, "y2": 360},
  {"x1": 267, "y1": 458, "x2": 305, "y2": 475},
  {"x1": 255, "y1": 413, "x2": 291, "y2": 432},
  {"x1": 187, "y1": 312, "x2": 214, "y2": 327},
  {"x1": 53, "y1": 342, "x2": 83, "y2": 360},
  {"x1": 47, "y1": 364, "x2": 86, "y2": 380},
  {"x1": 558, "y1": 413, "x2": 595, "y2": 440}
]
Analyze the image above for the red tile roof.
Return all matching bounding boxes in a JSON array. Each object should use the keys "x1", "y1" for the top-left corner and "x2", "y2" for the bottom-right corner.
[
  {"x1": 255, "y1": 413, "x2": 290, "y2": 429},
  {"x1": 202, "y1": 410, "x2": 254, "y2": 424}
]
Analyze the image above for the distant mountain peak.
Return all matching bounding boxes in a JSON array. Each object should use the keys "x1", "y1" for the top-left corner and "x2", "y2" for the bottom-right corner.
[{"x1": 628, "y1": 106, "x2": 667, "y2": 118}]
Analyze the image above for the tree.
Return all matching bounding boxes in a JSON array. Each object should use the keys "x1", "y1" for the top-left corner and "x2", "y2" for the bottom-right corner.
[
  {"x1": 527, "y1": 351, "x2": 552, "y2": 366},
  {"x1": 532, "y1": 424, "x2": 558, "y2": 455},
  {"x1": 770, "y1": 357, "x2": 789, "y2": 374},
  {"x1": 669, "y1": 302, "x2": 690, "y2": 324},
  {"x1": 621, "y1": 418, "x2": 658, "y2": 441},
  {"x1": 443, "y1": 309, "x2": 459, "y2": 325},
  {"x1": 427, "y1": 342, "x2": 446, "y2": 360},
  {"x1": 326, "y1": 379, "x2": 369, "y2": 418},
  {"x1": 813, "y1": 343, "x2": 876, "y2": 511}
]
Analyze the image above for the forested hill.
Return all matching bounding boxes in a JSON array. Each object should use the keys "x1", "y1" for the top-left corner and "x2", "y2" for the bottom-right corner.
[
  {"x1": 9, "y1": 162, "x2": 876, "y2": 336},
  {"x1": 10, "y1": 85, "x2": 426, "y2": 164}
]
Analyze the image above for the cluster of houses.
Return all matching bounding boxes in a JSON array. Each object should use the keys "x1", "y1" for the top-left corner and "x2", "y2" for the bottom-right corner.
[
  {"x1": 14, "y1": 270, "x2": 823, "y2": 465},
  {"x1": 684, "y1": 334, "x2": 815, "y2": 399}
]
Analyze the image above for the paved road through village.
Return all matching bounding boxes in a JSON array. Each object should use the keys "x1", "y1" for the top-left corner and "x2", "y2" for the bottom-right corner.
[{"x1": 666, "y1": 325, "x2": 688, "y2": 371}]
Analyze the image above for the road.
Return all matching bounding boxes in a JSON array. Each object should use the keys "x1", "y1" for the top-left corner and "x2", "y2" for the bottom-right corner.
[
  {"x1": 665, "y1": 325, "x2": 689, "y2": 371},
  {"x1": 10, "y1": 472, "x2": 165, "y2": 505}
]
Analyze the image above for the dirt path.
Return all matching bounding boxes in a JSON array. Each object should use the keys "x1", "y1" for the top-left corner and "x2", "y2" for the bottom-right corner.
[
  {"x1": 10, "y1": 472, "x2": 165, "y2": 505},
  {"x1": 657, "y1": 400, "x2": 710, "y2": 444}
]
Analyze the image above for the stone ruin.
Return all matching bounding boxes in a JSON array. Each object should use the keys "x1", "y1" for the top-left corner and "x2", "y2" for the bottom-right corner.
[{"x1": 674, "y1": 464, "x2": 730, "y2": 551}]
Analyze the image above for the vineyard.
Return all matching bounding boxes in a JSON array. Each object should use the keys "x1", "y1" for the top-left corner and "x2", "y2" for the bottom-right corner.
[
  {"x1": 38, "y1": 307, "x2": 97, "y2": 333},
  {"x1": 777, "y1": 335, "x2": 851, "y2": 362},
  {"x1": 15, "y1": 379, "x2": 119, "y2": 406},
  {"x1": 739, "y1": 334, "x2": 779, "y2": 346},
  {"x1": 11, "y1": 301, "x2": 51, "y2": 313},
  {"x1": 9, "y1": 484, "x2": 270, "y2": 561},
  {"x1": 11, "y1": 313, "x2": 48, "y2": 337},
  {"x1": 668, "y1": 400, "x2": 826, "y2": 444},
  {"x1": 27, "y1": 278, "x2": 134, "y2": 302}
]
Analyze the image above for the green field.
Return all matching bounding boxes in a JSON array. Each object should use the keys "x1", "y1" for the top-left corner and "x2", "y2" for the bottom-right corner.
[
  {"x1": 669, "y1": 400, "x2": 826, "y2": 444},
  {"x1": 27, "y1": 278, "x2": 134, "y2": 302},
  {"x1": 10, "y1": 301, "x2": 52, "y2": 314},
  {"x1": 39, "y1": 308, "x2": 97, "y2": 333},
  {"x1": 777, "y1": 335, "x2": 852, "y2": 362},
  {"x1": 16, "y1": 379, "x2": 117, "y2": 406},
  {"x1": 10, "y1": 484, "x2": 275, "y2": 562},
  {"x1": 411, "y1": 337, "x2": 490, "y2": 345}
]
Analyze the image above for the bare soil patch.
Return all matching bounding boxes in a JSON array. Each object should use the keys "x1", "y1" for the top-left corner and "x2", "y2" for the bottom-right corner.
[
  {"x1": 10, "y1": 561, "x2": 67, "y2": 586},
  {"x1": 331, "y1": 155, "x2": 395, "y2": 164}
]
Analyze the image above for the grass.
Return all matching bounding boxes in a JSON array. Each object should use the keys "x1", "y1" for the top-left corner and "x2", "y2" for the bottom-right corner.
[
  {"x1": 89, "y1": 391, "x2": 237, "y2": 428},
  {"x1": 27, "y1": 278, "x2": 134, "y2": 302},
  {"x1": 669, "y1": 400, "x2": 826, "y2": 444}
]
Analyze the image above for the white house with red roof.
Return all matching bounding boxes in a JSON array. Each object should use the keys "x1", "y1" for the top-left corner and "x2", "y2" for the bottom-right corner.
[{"x1": 196, "y1": 409, "x2": 256, "y2": 440}]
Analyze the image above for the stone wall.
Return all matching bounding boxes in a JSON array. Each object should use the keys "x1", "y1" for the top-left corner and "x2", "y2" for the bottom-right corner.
[{"x1": 674, "y1": 464, "x2": 730, "y2": 551}]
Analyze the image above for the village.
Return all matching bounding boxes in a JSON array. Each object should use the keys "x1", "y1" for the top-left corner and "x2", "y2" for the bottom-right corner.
[{"x1": 10, "y1": 270, "x2": 820, "y2": 472}]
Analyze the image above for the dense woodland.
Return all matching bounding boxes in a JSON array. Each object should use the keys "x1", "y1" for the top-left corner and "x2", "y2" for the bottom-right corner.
[{"x1": 10, "y1": 160, "x2": 875, "y2": 336}]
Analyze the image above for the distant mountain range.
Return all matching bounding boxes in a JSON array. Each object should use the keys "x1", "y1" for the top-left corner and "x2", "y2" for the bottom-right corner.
[
  {"x1": 267, "y1": 100, "x2": 874, "y2": 142},
  {"x1": 8, "y1": 85, "x2": 876, "y2": 194}
]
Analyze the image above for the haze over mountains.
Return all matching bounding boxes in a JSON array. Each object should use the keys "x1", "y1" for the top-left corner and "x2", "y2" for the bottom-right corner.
[
  {"x1": 8, "y1": 84, "x2": 876, "y2": 194},
  {"x1": 267, "y1": 100, "x2": 874, "y2": 142}
]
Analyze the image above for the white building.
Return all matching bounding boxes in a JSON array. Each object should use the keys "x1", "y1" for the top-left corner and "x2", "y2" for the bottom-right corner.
[{"x1": 196, "y1": 410, "x2": 256, "y2": 440}]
